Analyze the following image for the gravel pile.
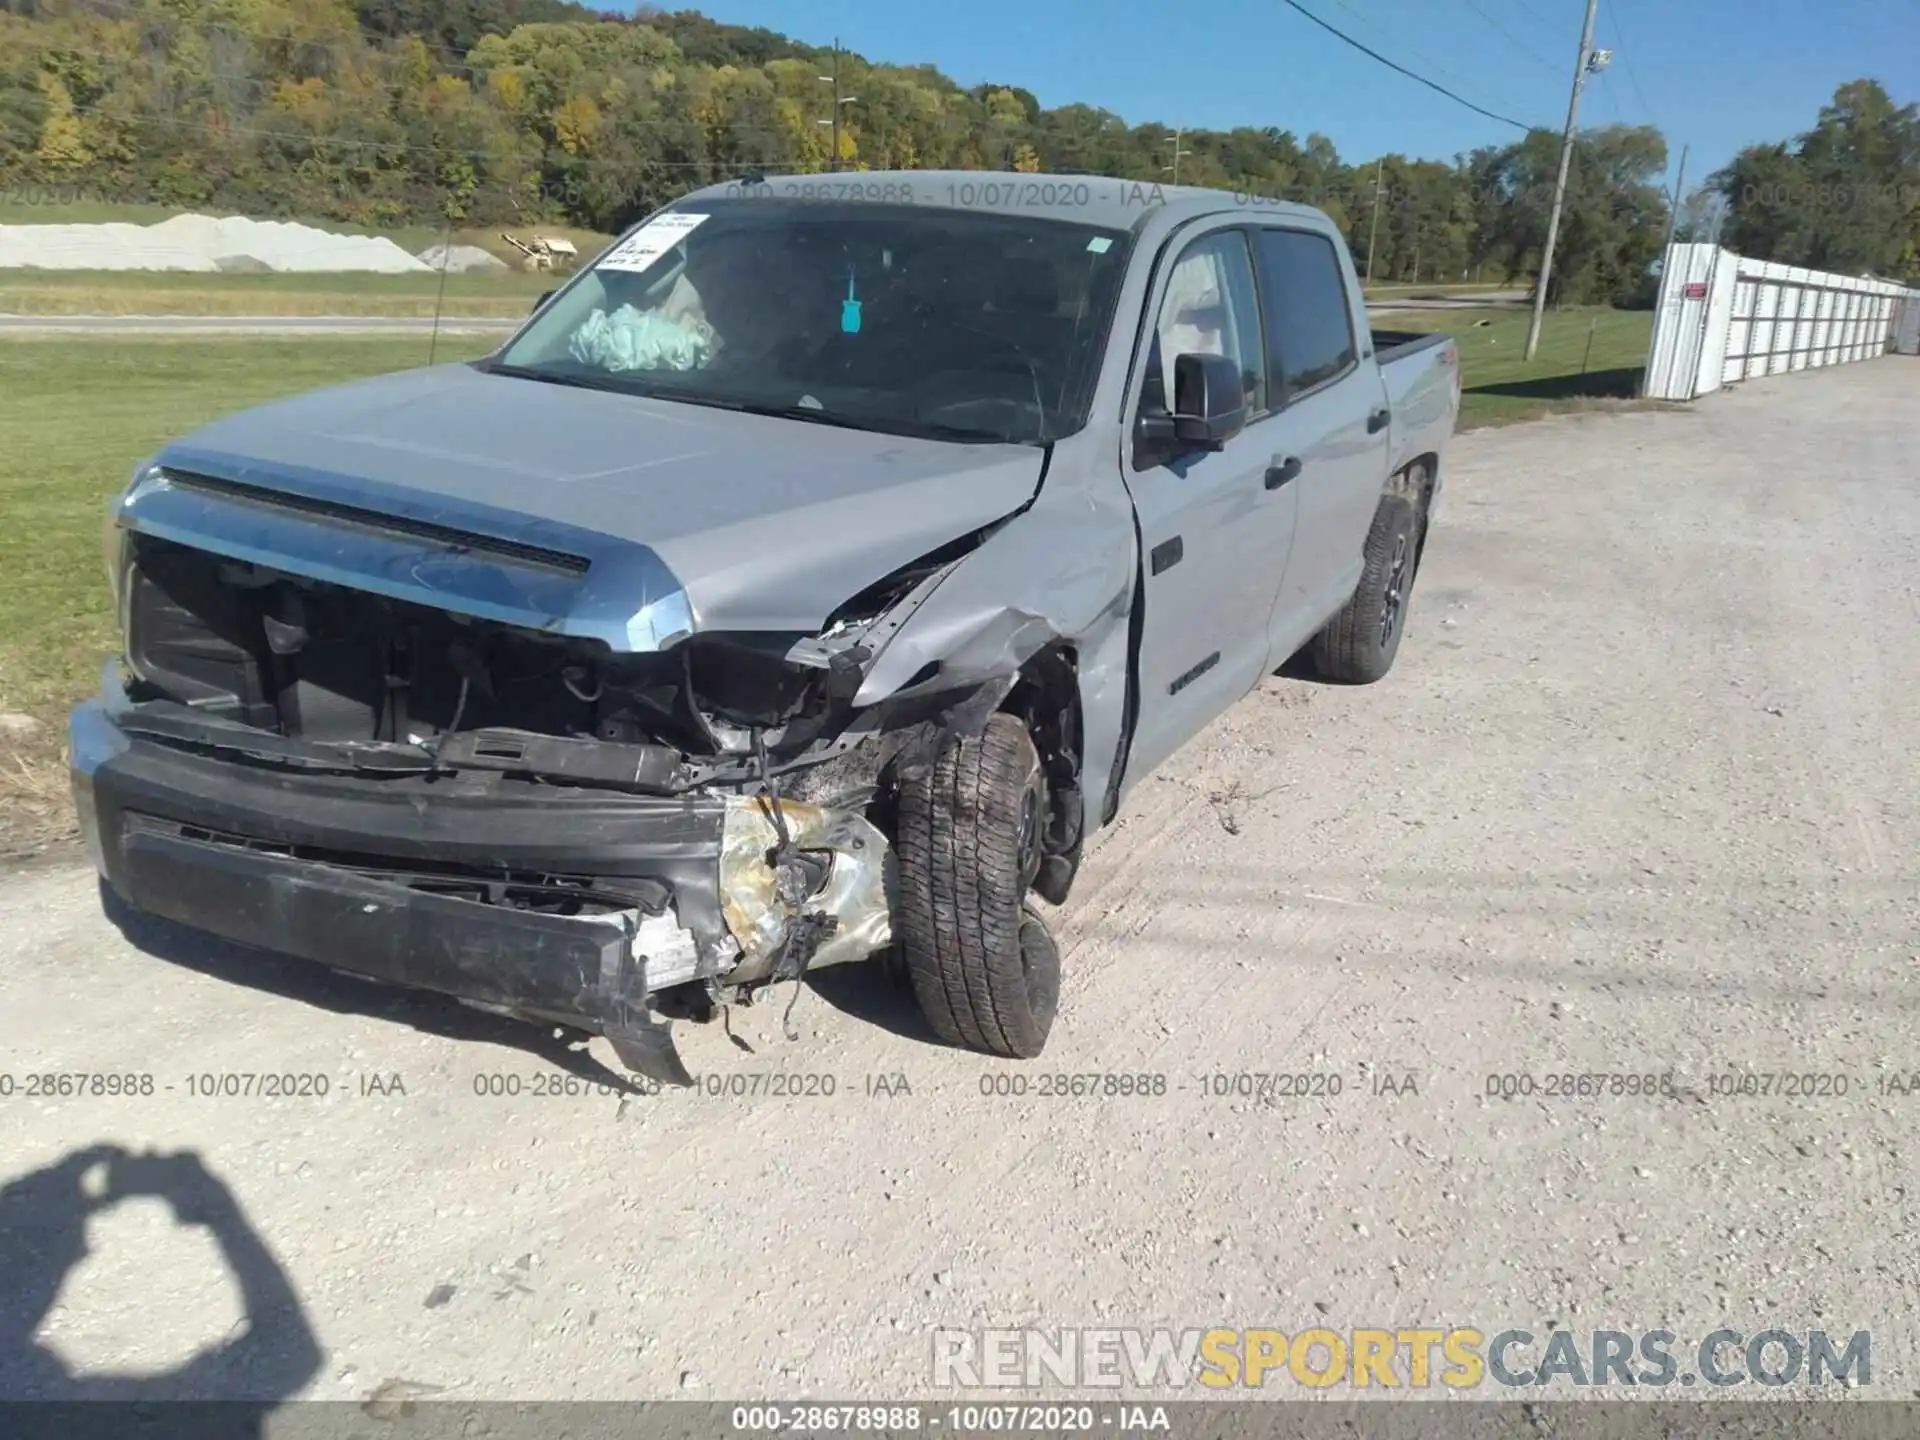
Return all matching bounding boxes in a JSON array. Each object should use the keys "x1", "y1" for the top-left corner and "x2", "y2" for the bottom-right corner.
[
  {"x1": 416, "y1": 241, "x2": 510, "y2": 274},
  {"x1": 0, "y1": 214, "x2": 431, "y2": 272}
]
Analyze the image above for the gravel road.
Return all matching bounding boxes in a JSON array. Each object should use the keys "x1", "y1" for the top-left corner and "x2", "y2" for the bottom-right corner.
[{"x1": 1, "y1": 359, "x2": 1915, "y2": 1405}]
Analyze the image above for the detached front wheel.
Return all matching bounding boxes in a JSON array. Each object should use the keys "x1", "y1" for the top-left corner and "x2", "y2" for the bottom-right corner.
[{"x1": 896, "y1": 713, "x2": 1061, "y2": 1058}]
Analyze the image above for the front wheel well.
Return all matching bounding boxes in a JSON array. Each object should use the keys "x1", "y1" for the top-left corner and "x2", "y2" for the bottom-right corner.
[{"x1": 1000, "y1": 644, "x2": 1085, "y2": 905}]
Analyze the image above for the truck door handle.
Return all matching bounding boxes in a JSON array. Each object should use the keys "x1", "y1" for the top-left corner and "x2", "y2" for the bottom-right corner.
[
  {"x1": 1367, "y1": 407, "x2": 1391, "y2": 434},
  {"x1": 1265, "y1": 456, "x2": 1302, "y2": 490}
]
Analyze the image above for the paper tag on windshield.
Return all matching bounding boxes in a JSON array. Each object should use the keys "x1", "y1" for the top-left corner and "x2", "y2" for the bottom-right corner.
[{"x1": 597, "y1": 212, "x2": 709, "y2": 273}]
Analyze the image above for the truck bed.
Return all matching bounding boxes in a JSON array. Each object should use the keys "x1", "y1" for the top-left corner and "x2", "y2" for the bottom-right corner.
[{"x1": 1370, "y1": 327, "x2": 1460, "y2": 484}]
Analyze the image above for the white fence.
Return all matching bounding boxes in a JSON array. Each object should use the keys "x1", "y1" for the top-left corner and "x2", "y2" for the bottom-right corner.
[
  {"x1": 1898, "y1": 292, "x2": 1920, "y2": 355},
  {"x1": 1642, "y1": 243, "x2": 1914, "y2": 400}
]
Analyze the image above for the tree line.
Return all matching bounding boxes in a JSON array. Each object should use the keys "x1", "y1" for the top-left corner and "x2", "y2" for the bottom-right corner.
[
  {"x1": 1, "y1": 0, "x2": 1914, "y2": 295},
  {"x1": 1697, "y1": 80, "x2": 1919, "y2": 280}
]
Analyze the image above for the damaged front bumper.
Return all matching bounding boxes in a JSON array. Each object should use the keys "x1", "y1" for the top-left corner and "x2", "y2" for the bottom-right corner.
[{"x1": 70, "y1": 674, "x2": 893, "y2": 1086}]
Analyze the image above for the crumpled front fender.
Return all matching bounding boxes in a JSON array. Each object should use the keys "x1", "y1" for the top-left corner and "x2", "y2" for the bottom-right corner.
[{"x1": 849, "y1": 467, "x2": 1139, "y2": 821}]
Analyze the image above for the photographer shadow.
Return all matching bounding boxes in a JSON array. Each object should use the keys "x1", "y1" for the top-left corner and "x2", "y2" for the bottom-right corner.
[{"x1": 0, "y1": 1145, "x2": 322, "y2": 1438}]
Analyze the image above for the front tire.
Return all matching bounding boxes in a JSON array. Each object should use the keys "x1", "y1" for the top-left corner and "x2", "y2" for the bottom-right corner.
[
  {"x1": 1308, "y1": 491, "x2": 1424, "y2": 684},
  {"x1": 896, "y1": 713, "x2": 1060, "y2": 1058}
]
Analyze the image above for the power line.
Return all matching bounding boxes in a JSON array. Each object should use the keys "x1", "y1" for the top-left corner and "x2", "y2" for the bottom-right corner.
[
  {"x1": 1275, "y1": 0, "x2": 1535, "y2": 131},
  {"x1": 1456, "y1": 0, "x2": 1561, "y2": 72},
  {"x1": 1595, "y1": 66, "x2": 1623, "y2": 123},
  {"x1": 42, "y1": 4, "x2": 1550, "y2": 177},
  {"x1": 1603, "y1": 0, "x2": 1661, "y2": 129},
  {"x1": 1323, "y1": 0, "x2": 1481, "y2": 91},
  {"x1": 1495, "y1": 0, "x2": 1572, "y2": 31},
  {"x1": 1601, "y1": 0, "x2": 1686, "y2": 262}
]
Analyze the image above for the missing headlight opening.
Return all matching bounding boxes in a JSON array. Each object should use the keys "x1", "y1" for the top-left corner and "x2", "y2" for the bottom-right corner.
[{"x1": 122, "y1": 533, "x2": 884, "y2": 770}]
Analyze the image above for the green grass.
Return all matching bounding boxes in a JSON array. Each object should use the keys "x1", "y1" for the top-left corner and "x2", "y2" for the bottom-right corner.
[
  {"x1": 0, "y1": 268, "x2": 556, "y2": 317},
  {"x1": 1385, "y1": 307, "x2": 1660, "y2": 428},
  {"x1": 0, "y1": 334, "x2": 493, "y2": 718},
  {"x1": 0, "y1": 335, "x2": 492, "y2": 852}
]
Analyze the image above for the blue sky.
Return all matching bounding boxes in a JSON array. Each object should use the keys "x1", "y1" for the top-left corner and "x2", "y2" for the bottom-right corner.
[{"x1": 679, "y1": 0, "x2": 1918, "y2": 195}]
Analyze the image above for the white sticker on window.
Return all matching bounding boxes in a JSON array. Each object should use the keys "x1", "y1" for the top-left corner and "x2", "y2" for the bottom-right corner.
[
  {"x1": 597, "y1": 211, "x2": 710, "y2": 273},
  {"x1": 1086, "y1": 236, "x2": 1113, "y2": 253}
]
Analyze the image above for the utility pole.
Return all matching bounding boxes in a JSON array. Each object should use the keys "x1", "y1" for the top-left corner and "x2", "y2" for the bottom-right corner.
[
  {"x1": 1364, "y1": 159, "x2": 1385, "y2": 282},
  {"x1": 817, "y1": 40, "x2": 856, "y2": 171},
  {"x1": 1524, "y1": 0, "x2": 1609, "y2": 360},
  {"x1": 1657, "y1": 142, "x2": 1690, "y2": 257},
  {"x1": 1162, "y1": 128, "x2": 1191, "y2": 184}
]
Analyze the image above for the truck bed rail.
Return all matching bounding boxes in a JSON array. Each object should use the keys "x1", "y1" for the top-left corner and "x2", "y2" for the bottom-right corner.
[{"x1": 1371, "y1": 329, "x2": 1452, "y2": 364}]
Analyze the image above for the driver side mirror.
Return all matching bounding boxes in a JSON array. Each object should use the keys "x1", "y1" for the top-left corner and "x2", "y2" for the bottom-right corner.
[
  {"x1": 1135, "y1": 352, "x2": 1248, "y2": 460},
  {"x1": 533, "y1": 289, "x2": 555, "y2": 313},
  {"x1": 1171, "y1": 353, "x2": 1248, "y2": 448}
]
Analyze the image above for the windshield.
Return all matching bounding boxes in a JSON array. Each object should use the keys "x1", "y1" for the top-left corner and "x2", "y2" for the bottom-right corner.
[{"x1": 489, "y1": 199, "x2": 1133, "y2": 445}]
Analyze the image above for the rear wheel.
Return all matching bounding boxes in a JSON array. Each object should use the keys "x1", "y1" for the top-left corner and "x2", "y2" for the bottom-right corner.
[
  {"x1": 1308, "y1": 490, "x2": 1425, "y2": 684},
  {"x1": 896, "y1": 714, "x2": 1060, "y2": 1057}
]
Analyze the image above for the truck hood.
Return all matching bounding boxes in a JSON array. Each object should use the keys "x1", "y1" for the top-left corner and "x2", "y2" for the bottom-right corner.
[{"x1": 135, "y1": 362, "x2": 1046, "y2": 648}]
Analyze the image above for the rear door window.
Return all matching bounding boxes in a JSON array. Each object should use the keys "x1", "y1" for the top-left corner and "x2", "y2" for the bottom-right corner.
[{"x1": 1253, "y1": 228, "x2": 1358, "y2": 398}]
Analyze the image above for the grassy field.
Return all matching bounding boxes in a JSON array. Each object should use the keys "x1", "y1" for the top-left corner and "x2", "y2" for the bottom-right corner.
[
  {"x1": 1386, "y1": 306, "x2": 1659, "y2": 428},
  {"x1": 0, "y1": 268, "x2": 554, "y2": 317},
  {"x1": 0, "y1": 335, "x2": 493, "y2": 855}
]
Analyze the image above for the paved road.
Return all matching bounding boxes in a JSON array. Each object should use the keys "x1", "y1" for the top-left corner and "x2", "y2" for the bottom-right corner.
[
  {"x1": 0, "y1": 314, "x2": 520, "y2": 335},
  {"x1": 1366, "y1": 287, "x2": 1529, "y2": 311},
  {"x1": 2, "y1": 360, "x2": 1914, "y2": 1404}
]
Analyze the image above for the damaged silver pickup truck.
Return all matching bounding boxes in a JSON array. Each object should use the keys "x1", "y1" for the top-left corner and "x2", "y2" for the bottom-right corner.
[{"x1": 72, "y1": 174, "x2": 1459, "y2": 1083}]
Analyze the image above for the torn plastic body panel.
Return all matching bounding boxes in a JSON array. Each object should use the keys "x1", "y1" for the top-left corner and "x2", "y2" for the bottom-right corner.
[{"x1": 718, "y1": 796, "x2": 893, "y2": 985}]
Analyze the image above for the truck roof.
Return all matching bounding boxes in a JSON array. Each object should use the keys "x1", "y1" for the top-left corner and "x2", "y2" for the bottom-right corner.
[{"x1": 676, "y1": 171, "x2": 1330, "y2": 236}]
